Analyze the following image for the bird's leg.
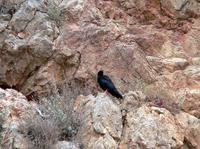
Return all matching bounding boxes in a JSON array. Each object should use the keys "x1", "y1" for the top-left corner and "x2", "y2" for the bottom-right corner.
[
  {"x1": 104, "y1": 89, "x2": 108, "y2": 94},
  {"x1": 102, "y1": 89, "x2": 108, "y2": 97}
]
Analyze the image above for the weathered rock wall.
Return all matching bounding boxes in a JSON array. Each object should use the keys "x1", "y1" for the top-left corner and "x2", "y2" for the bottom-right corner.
[
  {"x1": 1, "y1": 88, "x2": 200, "y2": 149},
  {"x1": 1, "y1": 0, "x2": 200, "y2": 118},
  {"x1": 1, "y1": 1, "x2": 200, "y2": 148}
]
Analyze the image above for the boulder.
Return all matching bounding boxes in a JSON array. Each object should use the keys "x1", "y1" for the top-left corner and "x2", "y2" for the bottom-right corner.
[{"x1": 75, "y1": 93, "x2": 122, "y2": 149}]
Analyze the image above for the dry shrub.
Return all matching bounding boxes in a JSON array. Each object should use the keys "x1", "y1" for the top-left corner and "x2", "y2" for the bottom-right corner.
[
  {"x1": 19, "y1": 93, "x2": 82, "y2": 149},
  {"x1": 19, "y1": 115, "x2": 59, "y2": 149},
  {"x1": 0, "y1": 114, "x2": 4, "y2": 148},
  {"x1": 43, "y1": 94, "x2": 81, "y2": 141}
]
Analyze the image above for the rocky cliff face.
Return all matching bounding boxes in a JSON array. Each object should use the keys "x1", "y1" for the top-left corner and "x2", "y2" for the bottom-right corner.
[
  {"x1": 0, "y1": 0, "x2": 200, "y2": 148},
  {"x1": 1, "y1": 89, "x2": 200, "y2": 148}
]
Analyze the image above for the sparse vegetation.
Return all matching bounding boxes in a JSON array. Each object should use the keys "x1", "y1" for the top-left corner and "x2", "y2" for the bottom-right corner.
[
  {"x1": 44, "y1": 94, "x2": 81, "y2": 141},
  {"x1": 19, "y1": 93, "x2": 82, "y2": 149},
  {"x1": 0, "y1": 114, "x2": 4, "y2": 148},
  {"x1": 0, "y1": 113, "x2": 14, "y2": 149},
  {"x1": 47, "y1": 1, "x2": 62, "y2": 25},
  {"x1": 19, "y1": 115, "x2": 59, "y2": 149}
]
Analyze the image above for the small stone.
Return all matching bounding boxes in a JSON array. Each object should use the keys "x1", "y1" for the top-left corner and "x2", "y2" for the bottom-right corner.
[{"x1": 17, "y1": 32, "x2": 26, "y2": 39}]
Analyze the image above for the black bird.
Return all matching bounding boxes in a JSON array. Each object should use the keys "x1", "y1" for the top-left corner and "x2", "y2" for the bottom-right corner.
[{"x1": 97, "y1": 70, "x2": 123, "y2": 99}]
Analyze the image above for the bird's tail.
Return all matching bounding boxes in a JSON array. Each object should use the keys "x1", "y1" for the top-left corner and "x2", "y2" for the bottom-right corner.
[
  {"x1": 111, "y1": 89, "x2": 123, "y2": 99},
  {"x1": 116, "y1": 92, "x2": 123, "y2": 99}
]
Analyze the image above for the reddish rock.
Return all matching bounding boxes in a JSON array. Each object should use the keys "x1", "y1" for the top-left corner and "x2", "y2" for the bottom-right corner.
[{"x1": 1, "y1": 0, "x2": 200, "y2": 120}]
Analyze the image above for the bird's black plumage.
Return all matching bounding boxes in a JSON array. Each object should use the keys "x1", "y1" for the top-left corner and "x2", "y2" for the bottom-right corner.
[{"x1": 97, "y1": 70, "x2": 123, "y2": 99}]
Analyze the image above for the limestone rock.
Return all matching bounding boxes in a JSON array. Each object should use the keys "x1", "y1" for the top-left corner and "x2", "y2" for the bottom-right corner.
[
  {"x1": 54, "y1": 141, "x2": 79, "y2": 149},
  {"x1": 147, "y1": 56, "x2": 189, "y2": 73},
  {"x1": 1, "y1": 0, "x2": 200, "y2": 101},
  {"x1": 59, "y1": 0, "x2": 86, "y2": 17},
  {"x1": 93, "y1": 94, "x2": 122, "y2": 139},
  {"x1": 1, "y1": 88, "x2": 200, "y2": 149},
  {"x1": 184, "y1": 66, "x2": 200, "y2": 81},
  {"x1": 192, "y1": 57, "x2": 200, "y2": 65},
  {"x1": 121, "y1": 91, "x2": 146, "y2": 111},
  {"x1": 161, "y1": 0, "x2": 200, "y2": 19},
  {"x1": 0, "y1": 88, "x2": 34, "y2": 148},
  {"x1": 0, "y1": 15, "x2": 9, "y2": 32},
  {"x1": 176, "y1": 112, "x2": 200, "y2": 148},
  {"x1": 75, "y1": 93, "x2": 122, "y2": 149},
  {"x1": 94, "y1": 133, "x2": 118, "y2": 149},
  {"x1": 161, "y1": 58, "x2": 189, "y2": 72},
  {"x1": 9, "y1": 0, "x2": 37, "y2": 33},
  {"x1": 178, "y1": 88, "x2": 200, "y2": 118},
  {"x1": 2, "y1": 0, "x2": 200, "y2": 148},
  {"x1": 120, "y1": 105, "x2": 184, "y2": 149}
]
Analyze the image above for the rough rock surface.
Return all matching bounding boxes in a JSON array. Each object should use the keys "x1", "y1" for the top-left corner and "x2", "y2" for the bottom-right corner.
[
  {"x1": 176, "y1": 112, "x2": 200, "y2": 148},
  {"x1": 74, "y1": 93, "x2": 122, "y2": 149},
  {"x1": 0, "y1": 0, "x2": 200, "y2": 114},
  {"x1": 54, "y1": 141, "x2": 79, "y2": 149},
  {"x1": 121, "y1": 106, "x2": 184, "y2": 149},
  {"x1": 74, "y1": 91, "x2": 200, "y2": 149},
  {"x1": 0, "y1": 88, "x2": 81, "y2": 149},
  {"x1": 1, "y1": 88, "x2": 200, "y2": 148},
  {"x1": 1, "y1": 0, "x2": 200, "y2": 148},
  {"x1": 0, "y1": 88, "x2": 33, "y2": 148}
]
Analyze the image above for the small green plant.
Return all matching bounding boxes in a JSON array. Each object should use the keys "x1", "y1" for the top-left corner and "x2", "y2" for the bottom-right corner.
[{"x1": 47, "y1": 1, "x2": 62, "y2": 25}]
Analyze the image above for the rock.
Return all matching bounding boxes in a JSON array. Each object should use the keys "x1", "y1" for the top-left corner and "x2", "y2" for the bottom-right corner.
[
  {"x1": 184, "y1": 66, "x2": 200, "y2": 80},
  {"x1": 146, "y1": 56, "x2": 189, "y2": 73},
  {"x1": 160, "y1": 0, "x2": 200, "y2": 19},
  {"x1": 192, "y1": 57, "x2": 200, "y2": 65},
  {"x1": 178, "y1": 88, "x2": 200, "y2": 118},
  {"x1": 9, "y1": 0, "x2": 37, "y2": 33},
  {"x1": 0, "y1": 32, "x2": 52, "y2": 89},
  {"x1": 161, "y1": 57, "x2": 189, "y2": 72},
  {"x1": 94, "y1": 133, "x2": 118, "y2": 149},
  {"x1": 0, "y1": 17, "x2": 9, "y2": 32},
  {"x1": 54, "y1": 141, "x2": 79, "y2": 149},
  {"x1": 0, "y1": 88, "x2": 31, "y2": 117},
  {"x1": 0, "y1": 0, "x2": 60, "y2": 96},
  {"x1": 1, "y1": 0, "x2": 200, "y2": 100},
  {"x1": 176, "y1": 112, "x2": 200, "y2": 148},
  {"x1": 0, "y1": 88, "x2": 35, "y2": 149},
  {"x1": 19, "y1": 60, "x2": 63, "y2": 97},
  {"x1": 28, "y1": 33, "x2": 54, "y2": 58},
  {"x1": 183, "y1": 20, "x2": 200, "y2": 56},
  {"x1": 59, "y1": 0, "x2": 86, "y2": 16},
  {"x1": 121, "y1": 91, "x2": 146, "y2": 111},
  {"x1": 2, "y1": 0, "x2": 200, "y2": 148},
  {"x1": 75, "y1": 93, "x2": 122, "y2": 149},
  {"x1": 93, "y1": 93, "x2": 122, "y2": 139},
  {"x1": 0, "y1": 0, "x2": 25, "y2": 16},
  {"x1": 120, "y1": 105, "x2": 184, "y2": 149},
  {"x1": 159, "y1": 39, "x2": 186, "y2": 57},
  {"x1": 75, "y1": 92, "x2": 196, "y2": 149},
  {"x1": 1, "y1": 88, "x2": 200, "y2": 149},
  {"x1": 25, "y1": 11, "x2": 59, "y2": 40}
]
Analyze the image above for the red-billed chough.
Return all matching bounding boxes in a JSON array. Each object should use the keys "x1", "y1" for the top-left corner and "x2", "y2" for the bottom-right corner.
[{"x1": 97, "y1": 70, "x2": 123, "y2": 99}]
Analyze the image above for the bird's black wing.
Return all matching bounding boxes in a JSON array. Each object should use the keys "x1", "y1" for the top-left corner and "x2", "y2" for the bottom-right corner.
[
  {"x1": 103, "y1": 75, "x2": 114, "y2": 84},
  {"x1": 101, "y1": 75, "x2": 117, "y2": 89},
  {"x1": 101, "y1": 75, "x2": 123, "y2": 99}
]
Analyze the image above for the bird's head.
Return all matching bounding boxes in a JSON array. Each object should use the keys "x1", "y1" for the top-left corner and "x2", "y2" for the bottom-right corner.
[{"x1": 98, "y1": 70, "x2": 104, "y2": 76}]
